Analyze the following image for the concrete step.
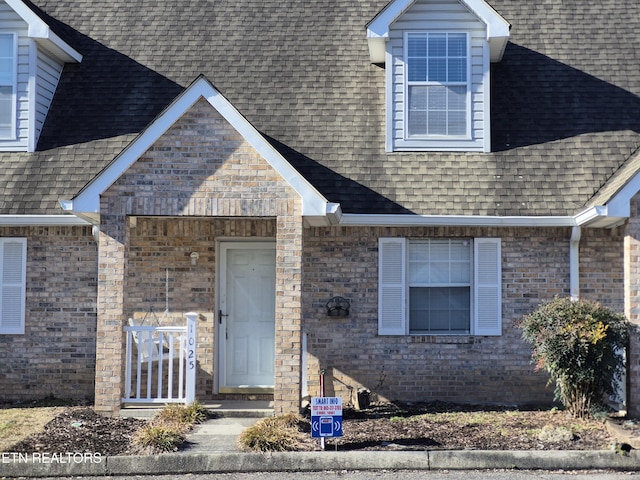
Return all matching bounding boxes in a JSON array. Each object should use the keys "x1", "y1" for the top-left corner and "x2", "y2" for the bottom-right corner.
[{"x1": 120, "y1": 400, "x2": 274, "y2": 419}]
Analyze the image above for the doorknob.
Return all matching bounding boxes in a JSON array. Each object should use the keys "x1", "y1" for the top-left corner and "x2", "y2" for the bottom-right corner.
[{"x1": 218, "y1": 310, "x2": 229, "y2": 324}]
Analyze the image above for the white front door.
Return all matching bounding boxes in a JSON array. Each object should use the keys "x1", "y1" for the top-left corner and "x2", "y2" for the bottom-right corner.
[{"x1": 219, "y1": 242, "x2": 275, "y2": 391}]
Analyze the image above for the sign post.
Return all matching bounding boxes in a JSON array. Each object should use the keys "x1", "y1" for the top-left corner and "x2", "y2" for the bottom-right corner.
[{"x1": 311, "y1": 396, "x2": 342, "y2": 450}]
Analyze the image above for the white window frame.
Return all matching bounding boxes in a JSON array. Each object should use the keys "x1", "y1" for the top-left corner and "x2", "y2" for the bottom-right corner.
[
  {"x1": 0, "y1": 238, "x2": 27, "y2": 335},
  {"x1": 0, "y1": 32, "x2": 17, "y2": 141},
  {"x1": 404, "y1": 31, "x2": 471, "y2": 141},
  {"x1": 408, "y1": 238, "x2": 473, "y2": 334},
  {"x1": 378, "y1": 237, "x2": 501, "y2": 336}
]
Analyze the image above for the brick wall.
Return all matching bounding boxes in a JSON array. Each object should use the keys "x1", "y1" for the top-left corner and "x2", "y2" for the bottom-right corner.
[
  {"x1": 127, "y1": 217, "x2": 277, "y2": 400},
  {"x1": 302, "y1": 225, "x2": 624, "y2": 408},
  {"x1": 625, "y1": 194, "x2": 640, "y2": 416},
  {"x1": 0, "y1": 226, "x2": 97, "y2": 402},
  {"x1": 94, "y1": 98, "x2": 303, "y2": 414}
]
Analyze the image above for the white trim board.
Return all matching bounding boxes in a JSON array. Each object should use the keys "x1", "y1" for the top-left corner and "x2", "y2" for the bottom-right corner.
[
  {"x1": 0, "y1": 215, "x2": 90, "y2": 226},
  {"x1": 4, "y1": 0, "x2": 82, "y2": 63}
]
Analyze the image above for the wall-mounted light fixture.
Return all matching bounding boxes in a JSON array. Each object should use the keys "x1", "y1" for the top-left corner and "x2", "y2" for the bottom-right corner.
[
  {"x1": 326, "y1": 296, "x2": 350, "y2": 317},
  {"x1": 190, "y1": 252, "x2": 199, "y2": 266}
]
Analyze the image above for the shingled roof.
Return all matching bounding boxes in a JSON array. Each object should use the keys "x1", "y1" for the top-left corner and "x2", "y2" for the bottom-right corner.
[{"x1": 2, "y1": 0, "x2": 640, "y2": 218}]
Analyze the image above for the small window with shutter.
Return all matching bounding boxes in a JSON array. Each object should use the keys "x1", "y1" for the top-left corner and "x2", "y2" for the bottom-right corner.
[
  {"x1": 0, "y1": 238, "x2": 26, "y2": 334},
  {"x1": 378, "y1": 237, "x2": 501, "y2": 336}
]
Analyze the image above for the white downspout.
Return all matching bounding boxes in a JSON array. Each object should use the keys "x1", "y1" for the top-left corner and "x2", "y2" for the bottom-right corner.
[
  {"x1": 570, "y1": 226, "x2": 626, "y2": 412},
  {"x1": 570, "y1": 226, "x2": 581, "y2": 301}
]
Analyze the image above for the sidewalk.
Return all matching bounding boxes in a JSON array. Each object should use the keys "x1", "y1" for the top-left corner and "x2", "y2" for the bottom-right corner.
[{"x1": 1, "y1": 403, "x2": 640, "y2": 478}]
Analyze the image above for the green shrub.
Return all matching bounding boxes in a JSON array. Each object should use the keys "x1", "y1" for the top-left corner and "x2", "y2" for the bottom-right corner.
[
  {"x1": 133, "y1": 402, "x2": 208, "y2": 454},
  {"x1": 133, "y1": 424, "x2": 186, "y2": 453},
  {"x1": 519, "y1": 297, "x2": 629, "y2": 418},
  {"x1": 155, "y1": 401, "x2": 208, "y2": 425},
  {"x1": 238, "y1": 413, "x2": 305, "y2": 452}
]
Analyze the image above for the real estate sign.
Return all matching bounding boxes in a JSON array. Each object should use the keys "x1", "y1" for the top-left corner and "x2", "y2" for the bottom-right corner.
[{"x1": 311, "y1": 396, "x2": 343, "y2": 438}]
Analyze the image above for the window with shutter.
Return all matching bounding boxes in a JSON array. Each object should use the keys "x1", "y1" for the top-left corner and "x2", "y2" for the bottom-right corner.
[
  {"x1": 0, "y1": 34, "x2": 15, "y2": 140},
  {"x1": 0, "y1": 238, "x2": 26, "y2": 334},
  {"x1": 378, "y1": 237, "x2": 501, "y2": 336}
]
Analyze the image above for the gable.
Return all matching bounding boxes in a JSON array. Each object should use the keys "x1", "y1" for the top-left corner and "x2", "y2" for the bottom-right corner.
[
  {"x1": 0, "y1": 0, "x2": 81, "y2": 152},
  {"x1": 66, "y1": 77, "x2": 338, "y2": 226},
  {"x1": 106, "y1": 98, "x2": 303, "y2": 219},
  {"x1": 367, "y1": 0, "x2": 510, "y2": 64}
]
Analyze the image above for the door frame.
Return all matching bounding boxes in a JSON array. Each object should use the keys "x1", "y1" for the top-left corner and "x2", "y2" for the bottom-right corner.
[{"x1": 215, "y1": 239, "x2": 276, "y2": 394}]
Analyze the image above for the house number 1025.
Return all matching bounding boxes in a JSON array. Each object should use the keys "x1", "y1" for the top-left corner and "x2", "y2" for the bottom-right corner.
[{"x1": 188, "y1": 325, "x2": 196, "y2": 370}]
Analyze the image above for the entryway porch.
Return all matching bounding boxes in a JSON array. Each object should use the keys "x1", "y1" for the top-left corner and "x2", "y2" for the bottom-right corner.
[{"x1": 95, "y1": 214, "x2": 304, "y2": 417}]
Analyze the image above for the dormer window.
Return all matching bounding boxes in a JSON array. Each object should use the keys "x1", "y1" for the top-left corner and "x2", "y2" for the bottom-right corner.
[
  {"x1": 0, "y1": 0, "x2": 82, "y2": 152},
  {"x1": 366, "y1": 0, "x2": 510, "y2": 153},
  {"x1": 406, "y1": 32, "x2": 468, "y2": 139},
  {"x1": 0, "y1": 33, "x2": 15, "y2": 140}
]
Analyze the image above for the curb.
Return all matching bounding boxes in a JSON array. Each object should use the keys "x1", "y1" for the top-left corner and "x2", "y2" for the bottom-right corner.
[{"x1": 1, "y1": 450, "x2": 639, "y2": 477}]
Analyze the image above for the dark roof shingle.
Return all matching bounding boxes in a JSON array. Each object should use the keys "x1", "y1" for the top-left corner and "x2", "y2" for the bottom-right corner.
[{"x1": 4, "y1": 0, "x2": 640, "y2": 217}]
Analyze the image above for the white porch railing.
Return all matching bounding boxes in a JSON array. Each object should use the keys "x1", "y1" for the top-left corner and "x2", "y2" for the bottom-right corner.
[{"x1": 122, "y1": 312, "x2": 197, "y2": 404}]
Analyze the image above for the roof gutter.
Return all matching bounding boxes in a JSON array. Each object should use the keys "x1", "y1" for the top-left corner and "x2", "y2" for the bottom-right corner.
[
  {"x1": 339, "y1": 214, "x2": 577, "y2": 227},
  {"x1": 0, "y1": 215, "x2": 90, "y2": 226}
]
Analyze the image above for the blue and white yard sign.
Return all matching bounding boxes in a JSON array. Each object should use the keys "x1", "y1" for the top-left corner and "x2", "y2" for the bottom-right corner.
[{"x1": 311, "y1": 396, "x2": 343, "y2": 438}]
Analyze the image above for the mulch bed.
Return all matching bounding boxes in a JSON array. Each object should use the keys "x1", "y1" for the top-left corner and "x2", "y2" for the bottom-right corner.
[
  {"x1": 9, "y1": 407, "x2": 145, "y2": 456},
  {"x1": 6, "y1": 401, "x2": 634, "y2": 455}
]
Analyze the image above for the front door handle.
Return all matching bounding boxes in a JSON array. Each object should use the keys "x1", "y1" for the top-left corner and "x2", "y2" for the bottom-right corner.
[{"x1": 218, "y1": 310, "x2": 229, "y2": 324}]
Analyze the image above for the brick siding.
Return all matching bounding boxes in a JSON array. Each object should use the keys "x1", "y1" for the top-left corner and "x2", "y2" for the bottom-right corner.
[
  {"x1": 625, "y1": 193, "x2": 640, "y2": 416},
  {"x1": 0, "y1": 226, "x2": 97, "y2": 402},
  {"x1": 302, "y1": 225, "x2": 624, "y2": 407}
]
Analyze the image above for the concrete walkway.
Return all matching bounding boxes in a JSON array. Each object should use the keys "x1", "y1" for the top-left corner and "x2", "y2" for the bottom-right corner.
[{"x1": 179, "y1": 416, "x2": 260, "y2": 453}]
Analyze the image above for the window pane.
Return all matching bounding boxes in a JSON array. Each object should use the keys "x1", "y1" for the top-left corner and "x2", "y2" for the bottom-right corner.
[
  {"x1": 448, "y1": 58, "x2": 466, "y2": 82},
  {"x1": 409, "y1": 287, "x2": 430, "y2": 331},
  {"x1": 428, "y1": 110, "x2": 447, "y2": 135},
  {"x1": 428, "y1": 58, "x2": 447, "y2": 82},
  {"x1": 0, "y1": 35, "x2": 12, "y2": 87},
  {"x1": 409, "y1": 242, "x2": 429, "y2": 261},
  {"x1": 408, "y1": 110, "x2": 427, "y2": 136},
  {"x1": 409, "y1": 242, "x2": 429, "y2": 282},
  {"x1": 409, "y1": 287, "x2": 470, "y2": 333},
  {"x1": 429, "y1": 240, "x2": 450, "y2": 259},
  {"x1": 408, "y1": 86, "x2": 428, "y2": 136},
  {"x1": 448, "y1": 86, "x2": 466, "y2": 109},
  {"x1": 0, "y1": 59, "x2": 12, "y2": 86},
  {"x1": 449, "y1": 240, "x2": 470, "y2": 261},
  {"x1": 427, "y1": 85, "x2": 446, "y2": 109},
  {"x1": 408, "y1": 59, "x2": 427, "y2": 82},
  {"x1": 448, "y1": 34, "x2": 466, "y2": 56},
  {"x1": 429, "y1": 261, "x2": 449, "y2": 283},
  {"x1": 428, "y1": 34, "x2": 446, "y2": 56},
  {"x1": 409, "y1": 85, "x2": 428, "y2": 110},
  {"x1": 0, "y1": 87, "x2": 11, "y2": 126},
  {"x1": 408, "y1": 35, "x2": 427, "y2": 57},
  {"x1": 448, "y1": 111, "x2": 466, "y2": 136}
]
